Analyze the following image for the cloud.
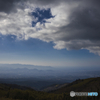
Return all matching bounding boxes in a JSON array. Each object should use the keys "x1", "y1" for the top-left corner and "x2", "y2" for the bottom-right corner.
[
  {"x1": 0, "y1": 0, "x2": 100, "y2": 55},
  {"x1": 0, "y1": 0, "x2": 25, "y2": 13}
]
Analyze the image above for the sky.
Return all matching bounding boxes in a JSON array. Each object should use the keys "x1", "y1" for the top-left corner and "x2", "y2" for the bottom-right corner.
[{"x1": 0, "y1": 0, "x2": 100, "y2": 67}]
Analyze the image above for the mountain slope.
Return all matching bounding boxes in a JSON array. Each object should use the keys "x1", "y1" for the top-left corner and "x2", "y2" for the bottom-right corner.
[
  {"x1": 0, "y1": 83, "x2": 34, "y2": 91},
  {"x1": 51, "y1": 77, "x2": 100, "y2": 94},
  {"x1": 0, "y1": 77, "x2": 100, "y2": 100},
  {"x1": 42, "y1": 83, "x2": 68, "y2": 92}
]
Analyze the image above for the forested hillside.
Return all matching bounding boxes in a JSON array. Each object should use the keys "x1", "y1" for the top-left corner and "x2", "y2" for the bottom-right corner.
[{"x1": 0, "y1": 77, "x2": 100, "y2": 100}]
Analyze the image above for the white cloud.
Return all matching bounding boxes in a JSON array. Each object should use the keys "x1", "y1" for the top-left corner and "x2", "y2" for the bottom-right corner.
[
  {"x1": 0, "y1": 0, "x2": 100, "y2": 56},
  {"x1": 0, "y1": 6, "x2": 36, "y2": 39},
  {"x1": 86, "y1": 46, "x2": 100, "y2": 56}
]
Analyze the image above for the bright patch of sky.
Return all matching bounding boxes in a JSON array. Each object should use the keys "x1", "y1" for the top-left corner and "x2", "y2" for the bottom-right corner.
[{"x1": 32, "y1": 8, "x2": 54, "y2": 27}]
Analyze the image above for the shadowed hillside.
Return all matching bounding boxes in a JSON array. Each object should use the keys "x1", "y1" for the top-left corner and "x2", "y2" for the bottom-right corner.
[
  {"x1": 0, "y1": 77, "x2": 100, "y2": 100},
  {"x1": 51, "y1": 77, "x2": 100, "y2": 94}
]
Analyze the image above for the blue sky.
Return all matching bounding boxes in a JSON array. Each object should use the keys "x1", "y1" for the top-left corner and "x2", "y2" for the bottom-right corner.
[
  {"x1": 0, "y1": 34, "x2": 100, "y2": 67},
  {"x1": 0, "y1": 0, "x2": 100, "y2": 67}
]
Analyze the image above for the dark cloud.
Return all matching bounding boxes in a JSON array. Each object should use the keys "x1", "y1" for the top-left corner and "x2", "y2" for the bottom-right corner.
[
  {"x1": 0, "y1": 0, "x2": 16, "y2": 13},
  {"x1": 54, "y1": 0, "x2": 100, "y2": 50},
  {"x1": 0, "y1": 0, "x2": 79, "y2": 13},
  {"x1": 60, "y1": 8, "x2": 100, "y2": 40},
  {"x1": 29, "y1": 0, "x2": 63, "y2": 5},
  {"x1": 0, "y1": 0, "x2": 24, "y2": 13},
  {"x1": 0, "y1": 0, "x2": 61, "y2": 13}
]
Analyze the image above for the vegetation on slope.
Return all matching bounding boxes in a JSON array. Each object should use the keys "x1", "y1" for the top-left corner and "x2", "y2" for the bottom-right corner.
[
  {"x1": 0, "y1": 77, "x2": 100, "y2": 100},
  {"x1": 52, "y1": 77, "x2": 100, "y2": 94}
]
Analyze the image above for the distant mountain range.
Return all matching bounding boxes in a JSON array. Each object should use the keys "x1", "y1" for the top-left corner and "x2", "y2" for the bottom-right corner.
[
  {"x1": 0, "y1": 63, "x2": 53, "y2": 70},
  {"x1": 0, "y1": 64, "x2": 100, "y2": 91}
]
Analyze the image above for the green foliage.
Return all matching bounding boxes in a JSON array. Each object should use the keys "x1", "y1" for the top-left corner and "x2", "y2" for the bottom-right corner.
[
  {"x1": 0, "y1": 77, "x2": 100, "y2": 100},
  {"x1": 0, "y1": 89, "x2": 99, "y2": 100}
]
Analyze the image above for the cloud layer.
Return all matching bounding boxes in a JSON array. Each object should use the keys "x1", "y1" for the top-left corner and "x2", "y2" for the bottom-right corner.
[{"x1": 0, "y1": 0, "x2": 100, "y2": 55}]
